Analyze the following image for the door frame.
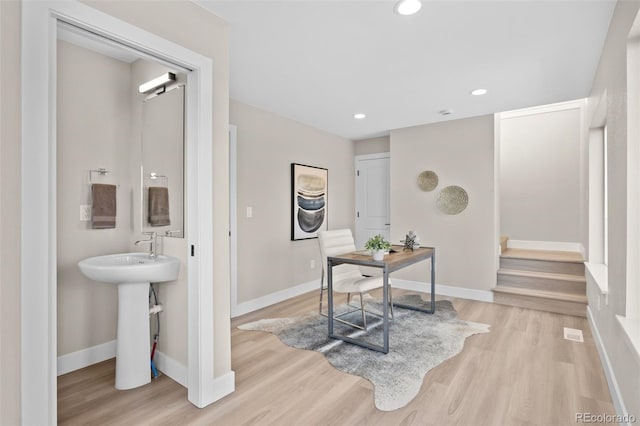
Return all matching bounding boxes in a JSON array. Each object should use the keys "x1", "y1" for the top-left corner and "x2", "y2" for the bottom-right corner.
[
  {"x1": 22, "y1": 2, "x2": 216, "y2": 423},
  {"x1": 229, "y1": 125, "x2": 238, "y2": 314}
]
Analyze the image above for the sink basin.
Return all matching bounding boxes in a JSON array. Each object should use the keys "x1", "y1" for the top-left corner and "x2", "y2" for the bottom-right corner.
[
  {"x1": 78, "y1": 252, "x2": 180, "y2": 284},
  {"x1": 77, "y1": 252, "x2": 180, "y2": 390}
]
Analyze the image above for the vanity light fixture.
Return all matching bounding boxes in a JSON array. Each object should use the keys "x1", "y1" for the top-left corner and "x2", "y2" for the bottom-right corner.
[
  {"x1": 354, "y1": 113, "x2": 367, "y2": 119},
  {"x1": 394, "y1": 0, "x2": 422, "y2": 16},
  {"x1": 138, "y1": 72, "x2": 176, "y2": 94},
  {"x1": 471, "y1": 88, "x2": 488, "y2": 96}
]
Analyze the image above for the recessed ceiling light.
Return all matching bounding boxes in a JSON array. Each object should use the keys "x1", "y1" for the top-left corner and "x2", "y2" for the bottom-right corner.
[
  {"x1": 471, "y1": 88, "x2": 488, "y2": 96},
  {"x1": 353, "y1": 113, "x2": 366, "y2": 119},
  {"x1": 394, "y1": 0, "x2": 422, "y2": 16},
  {"x1": 439, "y1": 109, "x2": 453, "y2": 116}
]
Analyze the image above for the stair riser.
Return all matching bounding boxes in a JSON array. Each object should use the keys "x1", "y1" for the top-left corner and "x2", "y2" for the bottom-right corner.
[
  {"x1": 500, "y1": 257, "x2": 584, "y2": 276},
  {"x1": 497, "y1": 274, "x2": 585, "y2": 295},
  {"x1": 493, "y1": 292, "x2": 586, "y2": 317}
]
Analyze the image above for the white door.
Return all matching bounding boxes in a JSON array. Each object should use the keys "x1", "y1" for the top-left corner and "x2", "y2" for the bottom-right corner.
[{"x1": 355, "y1": 153, "x2": 390, "y2": 249}]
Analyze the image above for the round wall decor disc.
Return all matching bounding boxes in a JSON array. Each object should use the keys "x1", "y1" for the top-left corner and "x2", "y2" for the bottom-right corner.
[
  {"x1": 417, "y1": 170, "x2": 438, "y2": 192},
  {"x1": 437, "y1": 185, "x2": 468, "y2": 215}
]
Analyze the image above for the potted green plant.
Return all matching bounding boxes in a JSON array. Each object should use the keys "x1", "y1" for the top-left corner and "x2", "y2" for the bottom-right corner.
[{"x1": 365, "y1": 234, "x2": 391, "y2": 261}]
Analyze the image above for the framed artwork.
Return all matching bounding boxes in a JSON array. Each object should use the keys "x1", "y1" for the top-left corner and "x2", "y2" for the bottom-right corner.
[{"x1": 291, "y1": 163, "x2": 328, "y2": 240}]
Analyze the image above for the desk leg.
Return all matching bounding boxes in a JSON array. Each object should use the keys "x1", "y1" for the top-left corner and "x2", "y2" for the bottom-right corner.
[
  {"x1": 392, "y1": 251, "x2": 436, "y2": 314},
  {"x1": 327, "y1": 259, "x2": 334, "y2": 336},
  {"x1": 430, "y1": 250, "x2": 436, "y2": 313},
  {"x1": 382, "y1": 265, "x2": 389, "y2": 354}
]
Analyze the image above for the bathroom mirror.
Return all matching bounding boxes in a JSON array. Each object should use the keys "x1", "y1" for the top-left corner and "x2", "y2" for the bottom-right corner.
[{"x1": 141, "y1": 85, "x2": 185, "y2": 238}]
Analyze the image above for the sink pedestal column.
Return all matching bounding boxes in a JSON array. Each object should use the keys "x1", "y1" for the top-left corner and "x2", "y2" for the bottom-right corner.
[{"x1": 115, "y1": 282, "x2": 151, "y2": 390}]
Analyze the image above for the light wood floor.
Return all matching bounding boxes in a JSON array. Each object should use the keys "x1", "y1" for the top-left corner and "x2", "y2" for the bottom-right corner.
[{"x1": 58, "y1": 290, "x2": 615, "y2": 425}]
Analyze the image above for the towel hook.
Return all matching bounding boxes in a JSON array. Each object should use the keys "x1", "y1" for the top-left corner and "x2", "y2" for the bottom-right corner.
[
  {"x1": 89, "y1": 168, "x2": 109, "y2": 184},
  {"x1": 149, "y1": 172, "x2": 168, "y2": 187}
]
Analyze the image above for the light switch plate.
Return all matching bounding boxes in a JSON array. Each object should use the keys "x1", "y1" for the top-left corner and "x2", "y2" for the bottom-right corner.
[
  {"x1": 80, "y1": 205, "x2": 91, "y2": 221},
  {"x1": 246, "y1": 206, "x2": 253, "y2": 218}
]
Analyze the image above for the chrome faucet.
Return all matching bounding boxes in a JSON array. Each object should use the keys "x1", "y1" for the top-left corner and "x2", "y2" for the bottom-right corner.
[{"x1": 135, "y1": 231, "x2": 157, "y2": 259}]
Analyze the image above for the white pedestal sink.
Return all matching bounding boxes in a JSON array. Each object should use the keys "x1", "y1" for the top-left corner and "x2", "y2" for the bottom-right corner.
[{"x1": 78, "y1": 253, "x2": 180, "y2": 390}]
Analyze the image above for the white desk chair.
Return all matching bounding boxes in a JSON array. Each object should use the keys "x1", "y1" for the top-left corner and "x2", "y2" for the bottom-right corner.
[{"x1": 317, "y1": 229, "x2": 393, "y2": 330}]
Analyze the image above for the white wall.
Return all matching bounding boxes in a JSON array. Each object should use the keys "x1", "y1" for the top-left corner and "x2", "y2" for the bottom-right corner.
[
  {"x1": 0, "y1": 1, "x2": 22, "y2": 423},
  {"x1": 585, "y1": 0, "x2": 640, "y2": 419},
  {"x1": 56, "y1": 41, "x2": 132, "y2": 357},
  {"x1": 230, "y1": 99, "x2": 354, "y2": 306},
  {"x1": 390, "y1": 115, "x2": 496, "y2": 290},
  {"x1": 499, "y1": 103, "x2": 583, "y2": 244},
  {"x1": 354, "y1": 136, "x2": 389, "y2": 156}
]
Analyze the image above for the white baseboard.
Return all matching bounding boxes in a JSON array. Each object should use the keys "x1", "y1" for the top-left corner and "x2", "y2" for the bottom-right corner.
[
  {"x1": 154, "y1": 350, "x2": 187, "y2": 388},
  {"x1": 507, "y1": 239, "x2": 584, "y2": 255},
  {"x1": 587, "y1": 307, "x2": 629, "y2": 423},
  {"x1": 232, "y1": 279, "x2": 319, "y2": 317},
  {"x1": 392, "y1": 279, "x2": 494, "y2": 303},
  {"x1": 57, "y1": 340, "x2": 116, "y2": 376},
  {"x1": 56, "y1": 340, "x2": 189, "y2": 387}
]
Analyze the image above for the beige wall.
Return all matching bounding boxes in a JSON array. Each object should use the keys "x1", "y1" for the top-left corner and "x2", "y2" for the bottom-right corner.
[
  {"x1": 586, "y1": 0, "x2": 640, "y2": 418},
  {"x1": 230, "y1": 99, "x2": 355, "y2": 303},
  {"x1": 0, "y1": 0, "x2": 22, "y2": 423},
  {"x1": 500, "y1": 107, "x2": 582, "y2": 243},
  {"x1": 390, "y1": 115, "x2": 496, "y2": 290},
  {"x1": 354, "y1": 136, "x2": 390, "y2": 156},
  {"x1": 56, "y1": 41, "x2": 132, "y2": 356},
  {"x1": 85, "y1": 0, "x2": 231, "y2": 378}
]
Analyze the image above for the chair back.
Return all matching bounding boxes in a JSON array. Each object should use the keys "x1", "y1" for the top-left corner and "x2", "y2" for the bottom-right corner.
[{"x1": 317, "y1": 229, "x2": 362, "y2": 289}]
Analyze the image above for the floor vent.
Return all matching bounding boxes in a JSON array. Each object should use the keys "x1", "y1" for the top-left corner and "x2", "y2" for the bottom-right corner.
[{"x1": 563, "y1": 327, "x2": 584, "y2": 342}]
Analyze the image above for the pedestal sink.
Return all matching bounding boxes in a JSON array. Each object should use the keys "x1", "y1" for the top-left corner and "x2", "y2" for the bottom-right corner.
[{"x1": 78, "y1": 253, "x2": 180, "y2": 390}]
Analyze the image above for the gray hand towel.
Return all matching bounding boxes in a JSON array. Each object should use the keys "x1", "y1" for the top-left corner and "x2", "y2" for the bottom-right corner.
[
  {"x1": 148, "y1": 186, "x2": 170, "y2": 226},
  {"x1": 91, "y1": 184, "x2": 116, "y2": 229}
]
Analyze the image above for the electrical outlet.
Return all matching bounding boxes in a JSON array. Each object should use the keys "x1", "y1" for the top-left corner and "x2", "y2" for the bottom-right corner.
[
  {"x1": 310, "y1": 259, "x2": 315, "y2": 269},
  {"x1": 80, "y1": 205, "x2": 91, "y2": 221}
]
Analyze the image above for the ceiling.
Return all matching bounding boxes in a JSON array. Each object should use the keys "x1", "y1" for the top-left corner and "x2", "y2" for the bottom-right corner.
[{"x1": 197, "y1": 0, "x2": 616, "y2": 140}]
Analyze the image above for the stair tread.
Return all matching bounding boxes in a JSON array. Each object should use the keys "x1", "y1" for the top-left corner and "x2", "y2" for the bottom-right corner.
[
  {"x1": 498, "y1": 268, "x2": 586, "y2": 282},
  {"x1": 501, "y1": 248, "x2": 584, "y2": 263},
  {"x1": 492, "y1": 285, "x2": 587, "y2": 303}
]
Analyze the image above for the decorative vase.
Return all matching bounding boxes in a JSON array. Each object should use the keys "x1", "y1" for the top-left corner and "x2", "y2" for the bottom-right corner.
[{"x1": 372, "y1": 249, "x2": 385, "y2": 261}]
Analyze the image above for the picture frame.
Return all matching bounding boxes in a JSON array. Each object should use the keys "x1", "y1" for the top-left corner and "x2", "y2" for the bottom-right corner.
[{"x1": 291, "y1": 163, "x2": 328, "y2": 240}]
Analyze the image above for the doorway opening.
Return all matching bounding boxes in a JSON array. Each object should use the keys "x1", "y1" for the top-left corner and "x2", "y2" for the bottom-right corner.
[{"x1": 22, "y1": 2, "x2": 226, "y2": 423}]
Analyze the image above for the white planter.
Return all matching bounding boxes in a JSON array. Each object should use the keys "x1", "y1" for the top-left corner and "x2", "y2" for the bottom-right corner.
[{"x1": 372, "y1": 249, "x2": 385, "y2": 261}]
